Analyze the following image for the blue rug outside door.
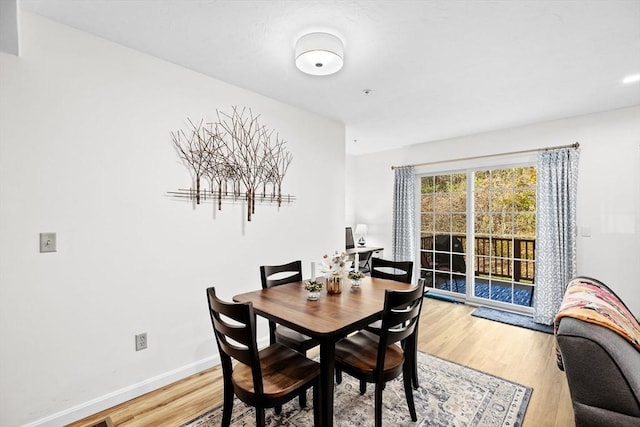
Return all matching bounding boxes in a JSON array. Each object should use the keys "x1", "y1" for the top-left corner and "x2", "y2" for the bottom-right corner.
[{"x1": 471, "y1": 306, "x2": 554, "y2": 334}]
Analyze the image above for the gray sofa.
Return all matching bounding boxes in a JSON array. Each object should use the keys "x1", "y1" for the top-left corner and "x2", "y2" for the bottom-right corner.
[{"x1": 555, "y1": 277, "x2": 640, "y2": 426}]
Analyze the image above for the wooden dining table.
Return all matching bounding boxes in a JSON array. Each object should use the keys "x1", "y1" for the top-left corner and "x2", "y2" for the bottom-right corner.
[{"x1": 233, "y1": 276, "x2": 413, "y2": 426}]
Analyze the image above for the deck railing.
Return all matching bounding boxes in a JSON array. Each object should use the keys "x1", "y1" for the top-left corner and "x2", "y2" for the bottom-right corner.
[{"x1": 420, "y1": 234, "x2": 535, "y2": 283}]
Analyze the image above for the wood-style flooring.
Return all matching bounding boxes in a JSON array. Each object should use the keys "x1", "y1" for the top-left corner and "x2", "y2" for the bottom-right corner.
[{"x1": 67, "y1": 298, "x2": 574, "y2": 427}]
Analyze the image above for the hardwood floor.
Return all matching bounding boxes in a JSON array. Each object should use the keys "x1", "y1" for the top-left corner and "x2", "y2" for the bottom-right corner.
[{"x1": 66, "y1": 298, "x2": 574, "y2": 427}]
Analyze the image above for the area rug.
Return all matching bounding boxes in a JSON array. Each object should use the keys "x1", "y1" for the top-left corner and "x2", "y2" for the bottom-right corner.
[
  {"x1": 471, "y1": 306, "x2": 554, "y2": 334},
  {"x1": 181, "y1": 352, "x2": 532, "y2": 427}
]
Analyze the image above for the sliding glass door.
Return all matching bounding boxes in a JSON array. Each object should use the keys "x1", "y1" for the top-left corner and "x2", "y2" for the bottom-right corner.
[{"x1": 419, "y1": 166, "x2": 537, "y2": 311}]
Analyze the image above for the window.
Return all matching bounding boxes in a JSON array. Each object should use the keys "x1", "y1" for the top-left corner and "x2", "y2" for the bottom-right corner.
[
  {"x1": 419, "y1": 166, "x2": 537, "y2": 309},
  {"x1": 420, "y1": 173, "x2": 467, "y2": 294}
]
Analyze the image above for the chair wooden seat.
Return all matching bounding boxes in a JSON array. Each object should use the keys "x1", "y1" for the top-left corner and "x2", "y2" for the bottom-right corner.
[
  {"x1": 233, "y1": 343, "x2": 320, "y2": 401},
  {"x1": 335, "y1": 330, "x2": 404, "y2": 375},
  {"x1": 274, "y1": 325, "x2": 317, "y2": 352}
]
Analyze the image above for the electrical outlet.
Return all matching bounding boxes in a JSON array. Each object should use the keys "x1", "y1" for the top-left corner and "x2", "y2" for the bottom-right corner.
[{"x1": 135, "y1": 333, "x2": 147, "y2": 351}]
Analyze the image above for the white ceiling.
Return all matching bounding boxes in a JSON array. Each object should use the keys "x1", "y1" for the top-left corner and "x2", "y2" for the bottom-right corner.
[{"x1": 17, "y1": 0, "x2": 640, "y2": 155}]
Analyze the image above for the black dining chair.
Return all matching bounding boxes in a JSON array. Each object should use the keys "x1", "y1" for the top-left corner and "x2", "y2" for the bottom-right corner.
[
  {"x1": 366, "y1": 258, "x2": 422, "y2": 390},
  {"x1": 260, "y1": 260, "x2": 320, "y2": 408},
  {"x1": 259, "y1": 260, "x2": 320, "y2": 354},
  {"x1": 206, "y1": 287, "x2": 320, "y2": 427},
  {"x1": 334, "y1": 281, "x2": 426, "y2": 427}
]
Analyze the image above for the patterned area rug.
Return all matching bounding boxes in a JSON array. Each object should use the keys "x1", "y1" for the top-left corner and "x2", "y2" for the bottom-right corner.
[
  {"x1": 181, "y1": 352, "x2": 532, "y2": 427},
  {"x1": 471, "y1": 306, "x2": 554, "y2": 334}
]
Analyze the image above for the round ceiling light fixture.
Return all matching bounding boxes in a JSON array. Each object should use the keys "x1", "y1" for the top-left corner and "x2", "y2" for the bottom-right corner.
[{"x1": 295, "y1": 32, "x2": 344, "y2": 76}]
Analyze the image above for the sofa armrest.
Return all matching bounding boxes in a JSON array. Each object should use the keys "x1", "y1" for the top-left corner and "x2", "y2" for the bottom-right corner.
[{"x1": 557, "y1": 317, "x2": 640, "y2": 420}]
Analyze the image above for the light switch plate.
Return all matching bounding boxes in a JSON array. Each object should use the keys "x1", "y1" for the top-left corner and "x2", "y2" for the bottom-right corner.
[{"x1": 40, "y1": 233, "x2": 57, "y2": 252}]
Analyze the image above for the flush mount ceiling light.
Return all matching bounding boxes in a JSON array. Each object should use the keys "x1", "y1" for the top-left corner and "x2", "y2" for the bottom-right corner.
[{"x1": 295, "y1": 32, "x2": 344, "y2": 76}]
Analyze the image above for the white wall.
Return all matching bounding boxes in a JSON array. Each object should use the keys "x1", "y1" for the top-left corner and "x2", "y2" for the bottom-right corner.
[
  {"x1": 0, "y1": 13, "x2": 345, "y2": 427},
  {"x1": 345, "y1": 154, "x2": 357, "y2": 227},
  {"x1": 349, "y1": 106, "x2": 640, "y2": 315}
]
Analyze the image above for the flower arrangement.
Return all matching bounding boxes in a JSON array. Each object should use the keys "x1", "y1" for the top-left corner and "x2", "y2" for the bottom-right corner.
[
  {"x1": 348, "y1": 270, "x2": 365, "y2": 280},
  {"x1": 303, "y1": 280, "x2": 323, "y2": 293},
  {"x1": 321, "y1": 251, "x2": 350, "y2": 276}
]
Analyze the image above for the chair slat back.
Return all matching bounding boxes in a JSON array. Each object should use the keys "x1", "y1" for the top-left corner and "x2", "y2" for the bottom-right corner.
[
  {"x1": 260, "y1": 260, "x2": 303, "y2": 289},
  {"x1": 206, "y1": 287, "x2": 264, "y2": 394},
  {"x1": 370, "y1": 257, "x2": 413, "y2": 283},
  {"x1": 377, "y1": 280, "x2": 426, "y2": 368}
]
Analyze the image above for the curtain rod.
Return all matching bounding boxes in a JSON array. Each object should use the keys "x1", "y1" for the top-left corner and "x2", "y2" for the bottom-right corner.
[{"x1": 391, "y1": 142, "x2": 579, "y2": 170}]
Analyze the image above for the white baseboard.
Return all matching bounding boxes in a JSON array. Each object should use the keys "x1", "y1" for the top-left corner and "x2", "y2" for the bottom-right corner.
[
  {"x1": 23, "y1": 335, "x2": 270, "y2": 427},
  {"x1": 23, "y1": 354, "x2": 221, "y2": 427}
]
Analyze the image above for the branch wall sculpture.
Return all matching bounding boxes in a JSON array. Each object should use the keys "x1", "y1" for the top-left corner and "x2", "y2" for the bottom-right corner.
[{"x1": 169, "y1": 106, "x2": 294, "y2": 221}]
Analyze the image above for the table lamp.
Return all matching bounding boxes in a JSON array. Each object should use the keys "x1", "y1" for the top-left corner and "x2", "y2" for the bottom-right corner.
[{"x1": 355, "y1": 224, "x2": 368, "y2": 247}]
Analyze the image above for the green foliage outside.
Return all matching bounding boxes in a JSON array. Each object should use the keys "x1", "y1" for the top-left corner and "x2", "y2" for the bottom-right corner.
[
  {"x1": 421, "y1": 167, "x2": 537, "y2": 239},
  {"x1": 420, "y1": 167, "x2": 537, "y2": 284}
]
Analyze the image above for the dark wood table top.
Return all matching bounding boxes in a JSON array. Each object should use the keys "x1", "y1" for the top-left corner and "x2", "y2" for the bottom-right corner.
[{"x1": 233, "y1": 276, "x2": 411, "y2": 338}]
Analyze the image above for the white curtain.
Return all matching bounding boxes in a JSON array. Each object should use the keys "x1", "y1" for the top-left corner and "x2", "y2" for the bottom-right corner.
[
  {"x1": 392, "y1": 166, "x2": 415, "y2": 263},
  {"x1": 533, "y1": 148, "x2": 580, "y2": 325}
]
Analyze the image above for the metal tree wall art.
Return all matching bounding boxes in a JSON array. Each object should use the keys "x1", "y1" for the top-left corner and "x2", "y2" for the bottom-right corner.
[{"x1": 168, "y1": 106, "x2": 295, "y2": 222}]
